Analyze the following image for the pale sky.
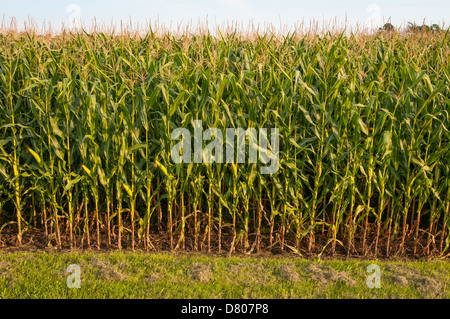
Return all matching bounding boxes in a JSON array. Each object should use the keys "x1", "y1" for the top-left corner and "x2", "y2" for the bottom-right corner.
[{"x1": 1, "y1": 0, "x2": 449, "y2": 32}]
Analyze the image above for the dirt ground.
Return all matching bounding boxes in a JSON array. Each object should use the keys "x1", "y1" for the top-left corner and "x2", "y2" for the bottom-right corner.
[{"x1": 0, "y1": 227, "x2": 447, "y2": 260}]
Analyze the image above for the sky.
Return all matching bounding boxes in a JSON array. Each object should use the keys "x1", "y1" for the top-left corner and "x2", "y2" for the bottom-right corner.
[{"x1": 1, "y1": 0, "x2": 449, "y2": 33}]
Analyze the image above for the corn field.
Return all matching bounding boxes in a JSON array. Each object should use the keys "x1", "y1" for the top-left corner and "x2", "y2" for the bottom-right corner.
[{"x1": 0, "y1": 27, "x2": 449, "y2": 257}]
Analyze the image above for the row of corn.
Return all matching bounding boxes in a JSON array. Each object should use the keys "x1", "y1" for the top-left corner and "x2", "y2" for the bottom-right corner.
[{"x1": 0, "y1": 29, "x2": 449, "y2": 257}]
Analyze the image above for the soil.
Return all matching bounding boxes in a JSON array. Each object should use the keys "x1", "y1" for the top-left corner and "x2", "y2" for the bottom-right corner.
[{"x1": 0, "y1": 227, "x2": 447, "y2": 261}]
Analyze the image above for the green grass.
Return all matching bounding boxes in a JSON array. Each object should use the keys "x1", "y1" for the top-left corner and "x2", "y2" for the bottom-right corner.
[{"x1": 0, "y1": 250, "x2": 448, "y2": 298}]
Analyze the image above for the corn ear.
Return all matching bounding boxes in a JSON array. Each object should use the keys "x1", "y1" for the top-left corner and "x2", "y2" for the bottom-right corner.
[
  {"x1": 155, "y1": 160, "x2": 168, "y2": 176},
  {"x1": 81, "y1": 165, "x2": 91, "y2": 176},
  {"x1": 27, "y1": 148, "x2": 41, "y2": 165},
  {"x1": 122, "y1": 183, "x2": 133, "y2": 197}
]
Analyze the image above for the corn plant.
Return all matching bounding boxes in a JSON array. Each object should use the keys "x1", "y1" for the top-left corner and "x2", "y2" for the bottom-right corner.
[{"x1": 0, "y1": 26, "x2": 448, "y2": 258}]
